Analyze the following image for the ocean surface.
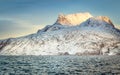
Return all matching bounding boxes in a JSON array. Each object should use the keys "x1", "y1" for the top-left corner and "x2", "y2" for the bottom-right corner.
[{"x1": 0, "y1": 55, "x2": 120, "y2": 75}]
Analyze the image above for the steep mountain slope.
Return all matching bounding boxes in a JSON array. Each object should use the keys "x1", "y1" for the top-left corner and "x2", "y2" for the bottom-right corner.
[{"x1": 0, "y1": 13, "x2": 120, "y2": 55}]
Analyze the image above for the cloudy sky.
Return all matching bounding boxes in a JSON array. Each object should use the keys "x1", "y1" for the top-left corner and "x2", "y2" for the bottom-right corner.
[{"x1": 0, "y1": 0, "x2": 120, "y2": 39}]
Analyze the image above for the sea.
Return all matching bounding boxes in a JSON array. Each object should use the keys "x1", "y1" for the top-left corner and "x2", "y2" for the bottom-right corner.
[{"x1": 0, "y1": 55, "x2": 120, "y2": 75}]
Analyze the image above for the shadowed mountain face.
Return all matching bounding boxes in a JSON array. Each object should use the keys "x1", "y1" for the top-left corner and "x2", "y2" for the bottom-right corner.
[{"x1": 0, "y1": 12, "x2": 120, "y2": 55}]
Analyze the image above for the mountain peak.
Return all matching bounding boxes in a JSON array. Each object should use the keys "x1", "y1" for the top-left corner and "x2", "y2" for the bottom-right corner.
[
  {"x1": 96, "y1": 16, "x2": 114, "y2": 26},
  {"x1": 80, "y1": 16, "x2": 114, "y2": 27},
  {"x1": 54, "y1": 12, "x2": 92, "y2": 26}
]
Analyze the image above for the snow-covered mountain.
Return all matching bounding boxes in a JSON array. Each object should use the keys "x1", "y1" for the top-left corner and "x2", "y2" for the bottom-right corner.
[{"x1": 0, "y1": 12, "x2": 120, "y2": 55}]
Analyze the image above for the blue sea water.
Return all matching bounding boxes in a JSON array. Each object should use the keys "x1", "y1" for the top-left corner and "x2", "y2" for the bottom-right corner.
[{"x1": 0, "y1": 55, "x2": 120, "y2": 75}]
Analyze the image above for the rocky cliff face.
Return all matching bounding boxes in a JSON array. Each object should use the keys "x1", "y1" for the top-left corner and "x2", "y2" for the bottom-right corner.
[{"x1": 0, "y1": 12, "x2": 120, "y2": 55}]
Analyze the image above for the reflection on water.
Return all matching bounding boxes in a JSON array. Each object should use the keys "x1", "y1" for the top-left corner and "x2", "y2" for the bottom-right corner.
[{"x1": 0, "y1": 55, "x2": 120, "y2": 75}]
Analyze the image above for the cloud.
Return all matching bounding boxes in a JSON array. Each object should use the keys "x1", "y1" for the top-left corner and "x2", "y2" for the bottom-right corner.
[
  {"x1": 115, "y1": 24, "x2": 120, "y2": 29},
  {"x1": 0, "y1": 0, "x2": 38, "y2": 14},
  {"x1": 0, "y1": 19, "x2": 45, "y2": 39},
  {"x1": 0, "y1": 19, "x2": 44, "y2": 30},
  {"x1": 0, "y1": 20, "x2": 21, "y2": 31}
]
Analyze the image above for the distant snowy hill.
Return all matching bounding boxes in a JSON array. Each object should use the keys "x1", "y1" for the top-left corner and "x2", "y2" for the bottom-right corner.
[{"x1": 0, "y1": 12, "x2": 120, "y2": 55}]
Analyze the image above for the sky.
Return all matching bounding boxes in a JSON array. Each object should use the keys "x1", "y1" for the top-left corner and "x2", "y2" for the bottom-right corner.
[{"x1": 0, "y1": 0, "x2": 120, "y2": 39}]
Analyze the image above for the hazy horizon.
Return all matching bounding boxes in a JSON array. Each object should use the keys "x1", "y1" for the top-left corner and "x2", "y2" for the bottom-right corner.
[{"x1": 0, "y1": 0, "x2": 120, "y2": 40}]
